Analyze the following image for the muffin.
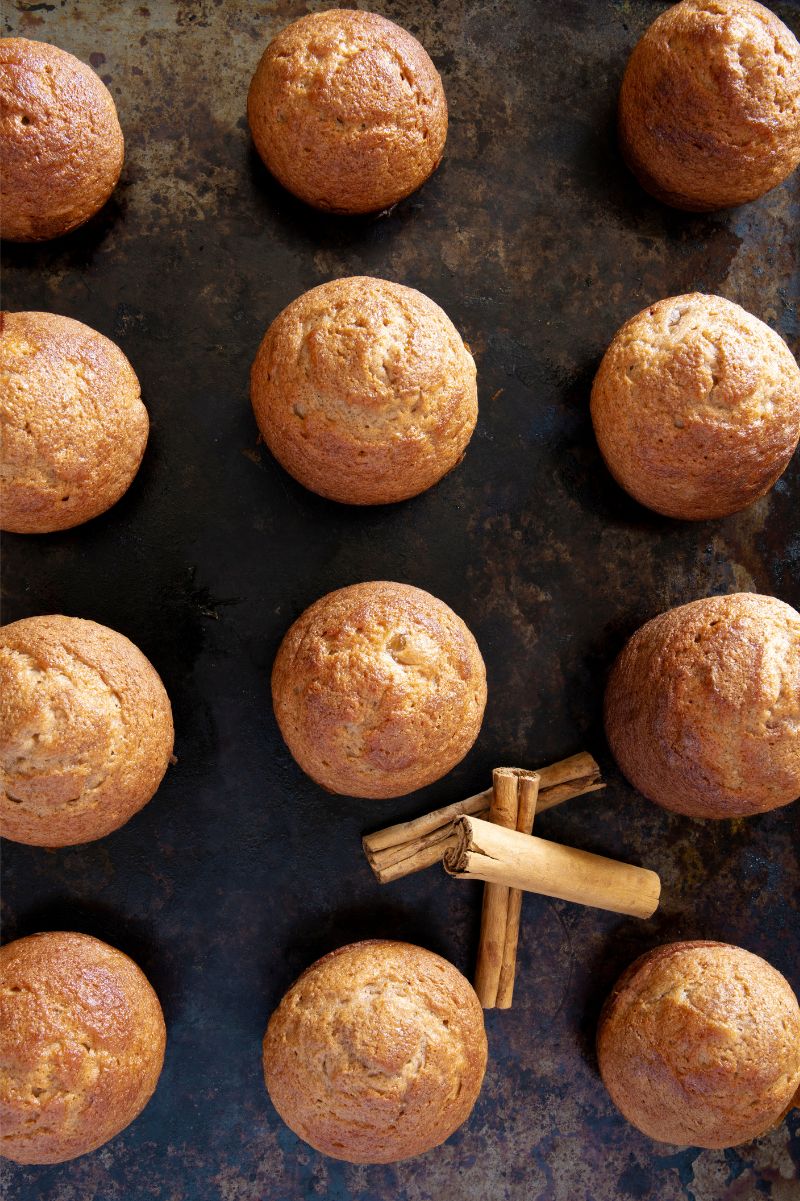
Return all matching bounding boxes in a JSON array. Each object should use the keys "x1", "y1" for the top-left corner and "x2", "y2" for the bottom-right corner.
[
  {"x1": 0, "y1": 615, "x2": 174, "y2": 846},
  {"x1": 597, "y1": 941, "x2": 800, "y2": 1147},
  {"x1": 1, "y1": 311, "x2": 148, "y2": 534},
  {"x1": 247, "y1": 9, "x2": 447, "y2": 213},
  {"x1": 0, "y1": 931, "x2": 166, "y2": 1164},
  {"x1": 263, "y1": 940, "x2": 488, "y2": 1163},
  {"x1": 250, "y1": 277, "x2": 478, "y2": 505},
  {"x1": 271, "y1": 581, "x2": 487, "y2": 798},
  {"x1": 590, "y1": 294, "x2": 800, "y2": 520},
  {"x1": 0, "y1": 38, "x2": 124, "y2": 241},
  {"x1": 619, "y1": 0, "x2": 800, "y2": 211},
  {"x1": 604, "y1": 593, "x2": 800, "y2": 819}
]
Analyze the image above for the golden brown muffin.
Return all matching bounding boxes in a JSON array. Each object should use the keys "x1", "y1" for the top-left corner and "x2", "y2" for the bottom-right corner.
[
  {"x1": 272, "y1": 581, "x2": 487, "y2": 799},
  {"x1": 597, "y1": 941, "x2": 800, "y2": 1148},
  {"x1": 1, "y1": 311, "x2": 148, "y2": 534},
  {"x1": 0, "y1": 931, "x2": 166, "y2": 1164},
  {"x1": 619, "y1": 0, "x2": 800, "y2": 211},
  {"x1": 247, "y1": 9, "x2": 447, "y2": 213},
  {"x1": 590, "y1": 294, "x2": 800, "y2": 520},
  {"x1": 605, "y1": 593, "x2": 800, "y2": 819},
  {"x1": 250, "y1": 277, "x2": 478, "y2": 505},
  {"x1": 263, "y1": 940, "x2": 488, "y2": 1163},
  {"x1": 0, "y1": 38, "x2": 124, "y2": 241},
  {"x1": 0, "y1": 615, "x2": 174, "y2": 846}
]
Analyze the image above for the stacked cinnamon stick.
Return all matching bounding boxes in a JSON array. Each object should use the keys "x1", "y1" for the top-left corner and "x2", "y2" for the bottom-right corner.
[
  {"x1": 362, "y1": 751, "x2": 661, "y2": 1010},
  {"x1": 362, "y1": 752, "x2": 605, "y2": 883}
]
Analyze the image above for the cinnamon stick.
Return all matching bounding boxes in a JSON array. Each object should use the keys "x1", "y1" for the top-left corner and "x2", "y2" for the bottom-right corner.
[
  {"x1": 371, "y1": 834, "x2": 458, "y2": 884},
  {"x1": 364, "y1": 790, "x2": 492, "y2": 855},
  {"x1": 474, "y1": 769, "x2": 519, "y2": 1008},
  {"x1": 363, "y1": 751, "x2": 603, "y2": 884},
  {"x1": 444, "y1": 816, "x2": 661, "y2": 920},
  {"x1": 496, "y1": 772, "x2": 540, "y2": 1009}
]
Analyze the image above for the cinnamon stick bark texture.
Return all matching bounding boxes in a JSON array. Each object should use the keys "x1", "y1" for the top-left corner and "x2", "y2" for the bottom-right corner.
[
  {"x1": 362, "y1": 752, "x2": 603, "y2": 884},
  {"x1": 444, "y1": 817, "x2": 661, "y2": 920},
  {"x1": 474, "y1": 769, "x2": 519, "y2": 1008},
  {"x1": 496, "y1": 772, "x2": 540, "y2": 1010}
]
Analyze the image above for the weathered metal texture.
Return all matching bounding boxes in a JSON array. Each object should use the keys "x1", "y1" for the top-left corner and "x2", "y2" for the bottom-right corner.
[{"x1": 2, "y1": 1, "x2": 799, "y2": 1198}]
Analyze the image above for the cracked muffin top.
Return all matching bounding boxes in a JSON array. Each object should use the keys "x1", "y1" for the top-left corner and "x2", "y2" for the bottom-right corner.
[
  {"x1": 619, "y1": 0, "x2": 800, "y2": 211},
  {"x1": 247, "y1": 8, "x2": 447, "y2": 213},
  {"x1": 250, "y1": 277, "x2": 478, "y2": 505},
  {"x1": 604, "y1": 592, "x2": 800, "y2": 819},
  {"x1": 262, "y1": 940, "x2": 487, "y2": 1163},
  {"x1": 597, "y1": 941, "x2": 800, "y2": 1148},
  {"x1": 1, "y1": 311, "x2": 149, "y2": 534},
  {"x1": 271, "y1": 581, "x2": 487, "y2": 799},
  {"x1": 590, "y1": 294, "x2": 800, "y2": 520},
  {"x1": 0, "y1": 38, "x2": 124, "y2": 241},
  {"x1": 0, "y1": 931, "x2": 166, "y2": 1164},
  {"x1": 0, "y1": 615, "x2": 174, "y2": 846}
]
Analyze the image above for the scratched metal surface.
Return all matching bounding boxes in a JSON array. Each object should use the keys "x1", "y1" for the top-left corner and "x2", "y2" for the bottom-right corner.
[{"x1": 2, "y1": 1, "x2": 799, "y2": 1198}]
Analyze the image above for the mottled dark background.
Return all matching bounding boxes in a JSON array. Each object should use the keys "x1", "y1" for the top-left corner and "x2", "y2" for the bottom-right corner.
[{"x1": 2, "y1": 1, "x2": 799, "y2": 1198}]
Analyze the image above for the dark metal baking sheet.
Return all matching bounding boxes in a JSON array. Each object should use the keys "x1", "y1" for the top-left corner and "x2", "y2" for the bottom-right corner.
[{"x1": 2, "y1": 2, "x2": 799, "y2": 1198}]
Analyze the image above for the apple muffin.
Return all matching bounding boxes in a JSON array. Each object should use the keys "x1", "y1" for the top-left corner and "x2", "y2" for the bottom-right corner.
[
  {"x1": 619, "y1": 0, "x2": 800, "y2": 210},
  {"x1": 271, "y1": 581, "x2": 487, "y2": 798},
  {"x1": 250, "y1": 277, "x2": 477, "y2": 505},
  {"x1": 0, "y1": 615, "x2": 174, "y2": 845},
  {"x1": 0, "y1": 38, "x2": 124, "y2": 241},
  {"x1": 263, "y1": 940, "x2": 487, "y2": 1162},
  {"x1": 598, "y1": 940, "x2": 800, "y2": 1147},
  {"x1": 0, "y1": 931, "x2": 166, "y2": 1163},
  {"x1": 604, "y1": 593, "x2": 800, "y2": 819},
  {"x1": 247, "y1": 9, "x2": 447, "y2": 213}
]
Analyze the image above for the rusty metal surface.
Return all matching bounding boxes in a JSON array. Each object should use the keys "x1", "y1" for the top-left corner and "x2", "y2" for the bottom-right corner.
[{"x1": 2, "y1": 0, "x2": 799, "y2": 1198}]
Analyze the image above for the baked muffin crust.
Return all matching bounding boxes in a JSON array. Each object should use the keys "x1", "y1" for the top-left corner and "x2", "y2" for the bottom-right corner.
[
  {"x1": 250, "y1": 277, "x2": 478, "y2": 505},
  {"x1": 0, "y1": 38, "x2": 124, "y2": 241},
  {"x1": 619, "y1": 0, "x2": 800, "y2": 211},
  {"x1": 604, "y1": 593, "x2": 800, "y2": 819},
  {"x1": 590, "y1": 294, "x2": 800, "y2": 520},
  {"x1": 263, "y1": 940, "x2": 487, "y2": 1163},
  {"x1": 597, "y1": 941, "x2": 800, "y2": 1147},
  {"x1": 1, "y1": 311, "x2": 149, "y2": 534},
  {"x1": 271, "y1": 581, "x2": 487, "y2": 798},
  {"x1": 247, "y1": 8, "x2": 447, "y2": 213},
  {"x1": 0, "y1": 931, "x2": 166, "y2": 1164},
  {"x1": 0, "y1": 615, "x2": 174, "y2": 846}
]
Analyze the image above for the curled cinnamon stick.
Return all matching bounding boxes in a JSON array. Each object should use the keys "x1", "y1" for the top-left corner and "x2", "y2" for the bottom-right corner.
[
  {"x1": 444, "y1": 816, "x2": 661, "y2": 920},
  {"x1": 363, "y1": 751, "x2": 603, "y2": 884},
  {"x1": 372, "y1": 834, "x2": 458, "y2": 884}
]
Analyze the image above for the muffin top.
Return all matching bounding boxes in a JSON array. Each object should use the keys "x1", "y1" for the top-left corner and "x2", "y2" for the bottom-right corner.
[
  {"x1": 604, "y1": 592, "x2": 800, "y2": 819},
  {"x1": 247, "y1": 8, "x2": 447, "y2": 213},
  {"x1": 250, "y1": 277, "x2": 478, "y2": 505},
  {"x1": 0, "y1": 38, "x2": 124, "y2": 241},
  {"x1": 0, "y1": 615, "x2": 174, "y2": 846},
  {"x1": 263, "y1": 940, "x2": 488, "y2": 1163},
  {"x1": 1, "y1": 311, "x2": 148, "y2": 534},
  {"x1": 590, "y1": 294, "x2": 800, "y2": 520},
  {"x1": 0, "y1": 931, "x2": 166, "y2": 1164},
  {"x1": 597, "y1": 940, "x2": 800, "y2": 1148},
  {"x1": 271, "y1": 581, "x2": 487, "y2": 798},
  {"x1": 619, "y1": 0, "x2": 800, "y2": 210}
]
